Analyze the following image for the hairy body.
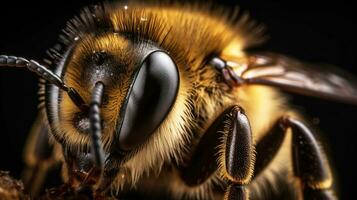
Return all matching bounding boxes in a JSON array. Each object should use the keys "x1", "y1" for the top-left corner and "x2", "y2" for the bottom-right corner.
[{"x1": 17, "y1": 2, "x2": 337, "y2": 199}]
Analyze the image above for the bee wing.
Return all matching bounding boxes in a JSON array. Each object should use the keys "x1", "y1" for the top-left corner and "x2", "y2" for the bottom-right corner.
[{"x1": 237, "y1": 52, "x2": 357, "y2": 105}]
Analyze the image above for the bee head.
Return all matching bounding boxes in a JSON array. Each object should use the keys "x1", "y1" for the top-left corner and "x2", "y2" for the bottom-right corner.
[{"x1": 46, "y1": 33, "x2": 180, "y2": 160}]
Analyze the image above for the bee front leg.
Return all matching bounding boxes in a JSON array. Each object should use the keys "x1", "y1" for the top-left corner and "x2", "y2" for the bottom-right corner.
[
  {"x1": 177, "y1": 105, "x2": 254, "y2": 200},
  {"x1": 222, "y1": 106, "x2": 254, "y2": 200},
  {"x1": 22, "y1": 112, "x2": 59, "y2": 196}
]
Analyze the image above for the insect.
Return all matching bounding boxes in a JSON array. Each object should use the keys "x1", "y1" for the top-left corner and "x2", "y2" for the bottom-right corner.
[{"x1": 0, "y1": 1, "x2": 356, "y2": 199}]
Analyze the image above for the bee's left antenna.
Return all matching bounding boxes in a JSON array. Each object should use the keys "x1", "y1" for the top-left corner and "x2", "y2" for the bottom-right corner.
[{"x1": 0, "y1": 55, "x2": 87, "y2": 111}]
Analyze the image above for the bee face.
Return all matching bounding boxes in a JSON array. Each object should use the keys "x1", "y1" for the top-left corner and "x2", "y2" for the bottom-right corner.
[
  {"x1": 58, "y1": 34, "x2": 133, "y2": 148},
  {"x1": 46, "y1": 31, "x2": 182, "y2": 167}
]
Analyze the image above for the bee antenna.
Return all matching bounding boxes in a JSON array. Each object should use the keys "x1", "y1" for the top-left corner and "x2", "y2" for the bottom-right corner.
[
  {"x1": 89, "y1": 82, "x2": 105, "y2": 176},
  {"x1": 0, "y1": 55, "x2": 87, "y2": 111}
]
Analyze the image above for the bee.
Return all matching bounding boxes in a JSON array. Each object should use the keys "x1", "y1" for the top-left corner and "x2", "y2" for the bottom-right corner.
[{"x1": 0, "y1": 1, "x2": 355, "y2": 199}]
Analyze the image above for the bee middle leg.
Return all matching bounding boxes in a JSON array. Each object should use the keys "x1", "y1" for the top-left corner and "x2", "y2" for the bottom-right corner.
[{"x1": 280, "y1": 117, "x2": 336, "y2": 199}]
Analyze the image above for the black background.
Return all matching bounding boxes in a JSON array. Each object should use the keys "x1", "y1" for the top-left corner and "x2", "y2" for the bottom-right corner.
[{"x1": 0, "y1": 0, "x2": 355, "y2": 199}]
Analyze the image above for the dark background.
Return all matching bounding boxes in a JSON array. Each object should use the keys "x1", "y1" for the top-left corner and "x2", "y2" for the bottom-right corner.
[{"x1": 0, "y1": 0, "x2": 355, "y2": 199}]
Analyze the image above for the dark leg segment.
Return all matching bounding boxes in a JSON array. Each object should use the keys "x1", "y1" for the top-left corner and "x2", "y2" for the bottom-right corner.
[
  {"x1": 178, "y1": 107, "x2": 231, "y2": 186},
  {"x1": 223, "y1": 106, "x2": 254, "y2": 200},
  {"x1": 283, "y1": 117, "x2": 335, "y2": 199},
  {"x1": 253, "y1": 120, "x2": 286, "y2": 177},
  {"x1": 177, "y1": 106, "x2": 255, "y2": 200},
  {"x1": 22, "y1": 113, "x2": 56, "y2": 196}
]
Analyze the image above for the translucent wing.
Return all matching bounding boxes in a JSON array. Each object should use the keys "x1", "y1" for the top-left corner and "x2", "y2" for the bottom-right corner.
[{"x1": 224, "y1": 52, "x2": 357, "y2": 105}]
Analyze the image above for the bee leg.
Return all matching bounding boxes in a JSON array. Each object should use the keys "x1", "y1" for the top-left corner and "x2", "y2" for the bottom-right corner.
[
  {"x1": 22, "y1": 112, "x2": 58, "y2": 196},
  {"x1": 177, "y1": 106, "x2": 254, "y2": 199},
  {"x1": 281, "y1": 117, "x2": 336, "y2": 199},
  {"x1": 178, "y1": 106, "x2": 230, "y2": 186},
  {"x1": 253, "y1": 118, "x2": 286, "y2": 177},
  {"x1": 223, "y1": 106, "x2": 254, "y2": 200}
]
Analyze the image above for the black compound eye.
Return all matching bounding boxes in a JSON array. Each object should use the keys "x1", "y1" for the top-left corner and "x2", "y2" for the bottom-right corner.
[{"x1": 117, "y1": 51, "x2": 180, "y2": 151}]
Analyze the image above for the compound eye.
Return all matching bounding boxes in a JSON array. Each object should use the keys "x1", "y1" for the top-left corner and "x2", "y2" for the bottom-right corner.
[{"x1": 118, "y1": 51, "x2": 179, "y2": 151}]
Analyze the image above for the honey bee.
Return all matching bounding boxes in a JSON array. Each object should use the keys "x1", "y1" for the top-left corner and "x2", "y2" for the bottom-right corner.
[{"x1": 0, "y1": 1, "x2": 355, "y2": 199}]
